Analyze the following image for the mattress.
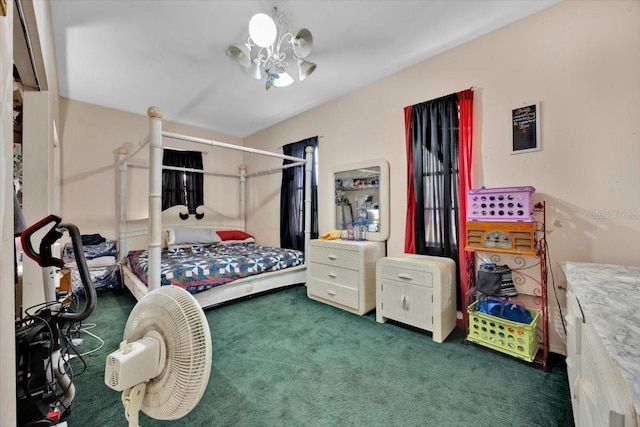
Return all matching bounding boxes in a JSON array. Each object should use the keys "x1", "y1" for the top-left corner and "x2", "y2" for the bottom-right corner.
[
  {"x1": 63, "y1": 239, "x2": 121, "y2": 295},
  {"x1": 63, "y1": 240, "x2": 117, "y2": 264},
  {"x1": 70, "y1": 265, "x2": 121, "y2": 295},
  {"x1": 127, "y1": 242, "x2": 304, "y2": 294}
]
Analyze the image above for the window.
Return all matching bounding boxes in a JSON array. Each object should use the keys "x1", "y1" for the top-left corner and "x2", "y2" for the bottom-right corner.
[
  {"x1": 280, "y1": 137, "x2": 318, "y2": 251},
  {"x1": 162, "y1": 149, "x2": 203, "y2": 213},
  {"x1": 291, "y1": 147, "x2": 319, "y2": 231},
  {"x1": 422, "y1": 123, "x2": 460, "y2": 251}
]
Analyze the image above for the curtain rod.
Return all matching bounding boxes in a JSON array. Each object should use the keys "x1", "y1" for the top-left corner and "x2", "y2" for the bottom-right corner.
[
  {"x1": 277, "y1": 135, "x2": 322, "y2": 149},
  {"x1": 164, "y1": 146, "x2": 208, "y2": 155}
]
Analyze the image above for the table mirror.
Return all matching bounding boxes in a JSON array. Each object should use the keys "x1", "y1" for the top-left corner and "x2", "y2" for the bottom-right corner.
[{"x1": 331, "y1": 159, "x2": 389, "y2": 242}]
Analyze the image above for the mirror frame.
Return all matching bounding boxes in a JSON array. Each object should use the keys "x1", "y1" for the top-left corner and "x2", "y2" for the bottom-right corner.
[{"x1": 330, "y1": 158, "x2": 390, "y2": 242}]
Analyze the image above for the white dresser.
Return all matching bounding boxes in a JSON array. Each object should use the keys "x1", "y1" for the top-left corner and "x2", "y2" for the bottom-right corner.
[
  {"x1": 307, "y1": 239, "x2": 385, "y2": 315},
  {"x1": 376, "y1": 255, "x2": 456, "y2": 343}
]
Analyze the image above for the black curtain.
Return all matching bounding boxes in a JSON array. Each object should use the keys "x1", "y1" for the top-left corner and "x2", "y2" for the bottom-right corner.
[
  {"x1": 280, "y1": 137, "x2": 318, "y2": 251},
  {"x1": 411, "y1": 93, "x2": 460, "y2": 264},
  {"x1": 162, "y1": 149, "x2": 203, "y2": 213}
]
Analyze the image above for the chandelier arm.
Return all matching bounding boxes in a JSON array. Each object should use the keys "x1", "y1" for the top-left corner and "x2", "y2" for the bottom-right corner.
[
  {"x1": 256, "y1": 46, "x2": 270, "y2": 65},
  {"x1": 273, "y1": 9, "x2": 288, "y2": 35},
  {"x1": 278, "y1": 32, "x2": 295, "y2": 47},
  {"x1": 278, "y1": 32, "x2": 296, "y2": 57}
]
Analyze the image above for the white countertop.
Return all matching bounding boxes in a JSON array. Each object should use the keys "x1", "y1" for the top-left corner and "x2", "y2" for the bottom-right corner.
[{"x1": 560, "y1": 261, "x2": 640, "y2": 415}]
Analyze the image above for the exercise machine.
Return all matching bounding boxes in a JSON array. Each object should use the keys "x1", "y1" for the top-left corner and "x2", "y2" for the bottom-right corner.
[{"x1": 16, "y1": 215, "x2": 97, "y2": 426}]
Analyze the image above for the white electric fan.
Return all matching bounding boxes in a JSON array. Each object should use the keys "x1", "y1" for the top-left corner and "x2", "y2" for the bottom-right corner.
[{"x1": 104, "y1": 286, "x2": 212, "y2": 427}]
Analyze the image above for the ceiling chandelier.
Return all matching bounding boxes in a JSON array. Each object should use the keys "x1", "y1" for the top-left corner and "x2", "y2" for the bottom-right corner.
[{"x1": 226, "y1": 7, "x2": 316, "y2": 91}]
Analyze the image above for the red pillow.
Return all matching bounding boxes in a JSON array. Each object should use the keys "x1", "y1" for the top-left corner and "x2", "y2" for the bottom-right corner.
[{"x1": 216, "y1": 230, "x2": 254, "y2": 241}]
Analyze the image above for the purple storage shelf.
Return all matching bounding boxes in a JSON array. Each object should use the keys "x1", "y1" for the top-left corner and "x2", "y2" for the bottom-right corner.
[{"x1": 467, "y1": 186, "x2": 536, "y2": 222}]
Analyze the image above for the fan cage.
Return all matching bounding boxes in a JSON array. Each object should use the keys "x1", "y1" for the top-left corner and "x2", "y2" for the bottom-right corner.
[{"x1": 123, "y1": 286, "x2": 212, "y2": 420}]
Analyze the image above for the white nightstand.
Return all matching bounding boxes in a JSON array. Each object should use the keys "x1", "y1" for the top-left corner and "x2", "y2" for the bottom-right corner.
[{"x1": 376, "y1": 255, "x2": 457, "y2": 343}]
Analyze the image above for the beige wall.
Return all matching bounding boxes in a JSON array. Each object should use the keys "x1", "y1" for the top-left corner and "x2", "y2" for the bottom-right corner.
[
  {"x1": 59, "y1": 99, "x2": 245, "y2": 238},
  {"x1": 243, "y1": 0, "x2": 640, "y2": 354},
  {"x1": 33, "y1": 0, "x2": 62, "y2": 216}
]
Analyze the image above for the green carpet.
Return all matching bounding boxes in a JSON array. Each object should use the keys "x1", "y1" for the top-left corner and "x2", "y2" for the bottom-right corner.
[{"x1": 67, "y1": 285, "x2": 574, "y2": 426}]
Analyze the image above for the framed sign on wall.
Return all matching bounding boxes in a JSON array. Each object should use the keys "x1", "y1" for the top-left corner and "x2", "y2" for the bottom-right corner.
[{"x1": 511, "y1": 102, "x2": 541, "y2": 154}]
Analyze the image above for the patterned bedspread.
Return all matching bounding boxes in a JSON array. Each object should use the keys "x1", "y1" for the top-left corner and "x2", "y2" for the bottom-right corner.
[{"x1": 127, "y1": 243, "x2": 304, "y2": 294}]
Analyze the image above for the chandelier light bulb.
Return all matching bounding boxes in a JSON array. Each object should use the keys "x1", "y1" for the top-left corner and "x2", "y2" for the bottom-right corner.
[
  {"x1": 273, "y1": 71, "x2": 294, "y2": 87},
  {"x1": 248, "y1": 13, "x2": 277, "y2": 48}
]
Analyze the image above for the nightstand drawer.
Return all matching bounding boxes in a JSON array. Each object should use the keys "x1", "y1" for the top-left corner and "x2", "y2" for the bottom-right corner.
[
  {"x1": 307, "y1": 278, "x2": 359, "y2": 309},
  {"x1": 308, "y1": 263, "x2": 359, "y2": 289},
  {"x1": 308, "y1": 245, "x2": 359, "y2": 270},
  {"x1": 379, "y1": 264, "x2": 433, "y2": 287}
]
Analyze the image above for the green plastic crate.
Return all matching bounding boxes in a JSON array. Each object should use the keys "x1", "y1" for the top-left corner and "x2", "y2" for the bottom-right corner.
[{"x1": 467, "y1": 300, "x2": 540, "y2": 362}]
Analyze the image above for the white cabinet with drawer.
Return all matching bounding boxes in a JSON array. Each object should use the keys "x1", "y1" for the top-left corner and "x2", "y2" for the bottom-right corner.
[
  {"x1": 307, "y1": 239, "x2": 385, "y2": 315},
  {"x1": 376, "y1": 255, "x2": 456, "y2": 343}
]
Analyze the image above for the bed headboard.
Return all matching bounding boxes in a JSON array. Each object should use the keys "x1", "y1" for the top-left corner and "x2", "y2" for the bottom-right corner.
[{"x1": 119, "y1": 204, "x2": 245, "y2": 258}]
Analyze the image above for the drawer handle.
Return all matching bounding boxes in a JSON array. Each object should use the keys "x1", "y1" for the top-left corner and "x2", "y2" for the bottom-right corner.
[
  {"x1": 401, "y1": 295, "x2": 409, "y2": 311},
  {"x1": 327, "y1": 254, "x2": 338, "y2": 261},
  {"x1": 328, "y1": 272, "x2": 337, "y2": 278},
  {"x1": 327, "y1": 290, "x2": 336, "y2": 296},
  {"x1": 397, "y1": 273, "x2": 413, "y2": 280}
]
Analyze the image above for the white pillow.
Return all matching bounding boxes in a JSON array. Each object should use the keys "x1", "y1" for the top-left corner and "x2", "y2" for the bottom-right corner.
[{"x1": 167, "y1": 227, "x2": 222, "y2": 246}]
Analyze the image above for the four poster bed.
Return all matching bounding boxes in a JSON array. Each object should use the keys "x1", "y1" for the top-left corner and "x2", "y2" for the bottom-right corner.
[{"x1": 116, "y1": 106, "x2": 312, "y2": 308}]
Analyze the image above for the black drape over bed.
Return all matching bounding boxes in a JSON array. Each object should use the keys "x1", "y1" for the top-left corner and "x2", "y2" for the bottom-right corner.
[{"x1": 280, "y1": 137, "x2": 318, "y2": 251}]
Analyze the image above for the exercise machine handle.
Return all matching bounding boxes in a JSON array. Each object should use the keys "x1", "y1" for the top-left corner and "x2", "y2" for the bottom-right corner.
[
  {"x1": 20, "y1": 215, "x2": 64, "y2": 269},
  {"x1": 58, "y1": 222, "x2": 96, "y2": 321},
  {"x1": 20, "y1": 215, "x2": 97, "y2": 321}
]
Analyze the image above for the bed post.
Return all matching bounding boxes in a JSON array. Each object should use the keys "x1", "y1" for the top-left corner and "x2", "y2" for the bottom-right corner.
[
  {"x1": 147, "y1": 106, "x2": 163, "y2": 291},
  {"x1": 239, "y1": 165, "x2": 246, "y2": 223},
  {"x1": 304, "y1": 146, "x2": 314, "y2": 255},
  {"x1": 117, "y1": 147, "x2": 128, "y2": 262}
]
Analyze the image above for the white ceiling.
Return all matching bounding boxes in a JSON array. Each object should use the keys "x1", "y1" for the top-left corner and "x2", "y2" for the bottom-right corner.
[{"x1": 50, "y1": 0, "x2": 559, "y2": 138}]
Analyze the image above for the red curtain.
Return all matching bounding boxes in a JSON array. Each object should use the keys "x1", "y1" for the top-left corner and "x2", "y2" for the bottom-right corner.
[
  {"x1": 403, "y1": 105, "x2": 416, "y2": 253},
  {"x1": 457, "y1": 89, "x2": 474, "y2": 317}
]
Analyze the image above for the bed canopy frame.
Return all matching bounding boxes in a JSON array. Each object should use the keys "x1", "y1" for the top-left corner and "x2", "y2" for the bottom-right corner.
[{"x1": 116, "y1": 106, "x2": 313, "y2": 299}]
